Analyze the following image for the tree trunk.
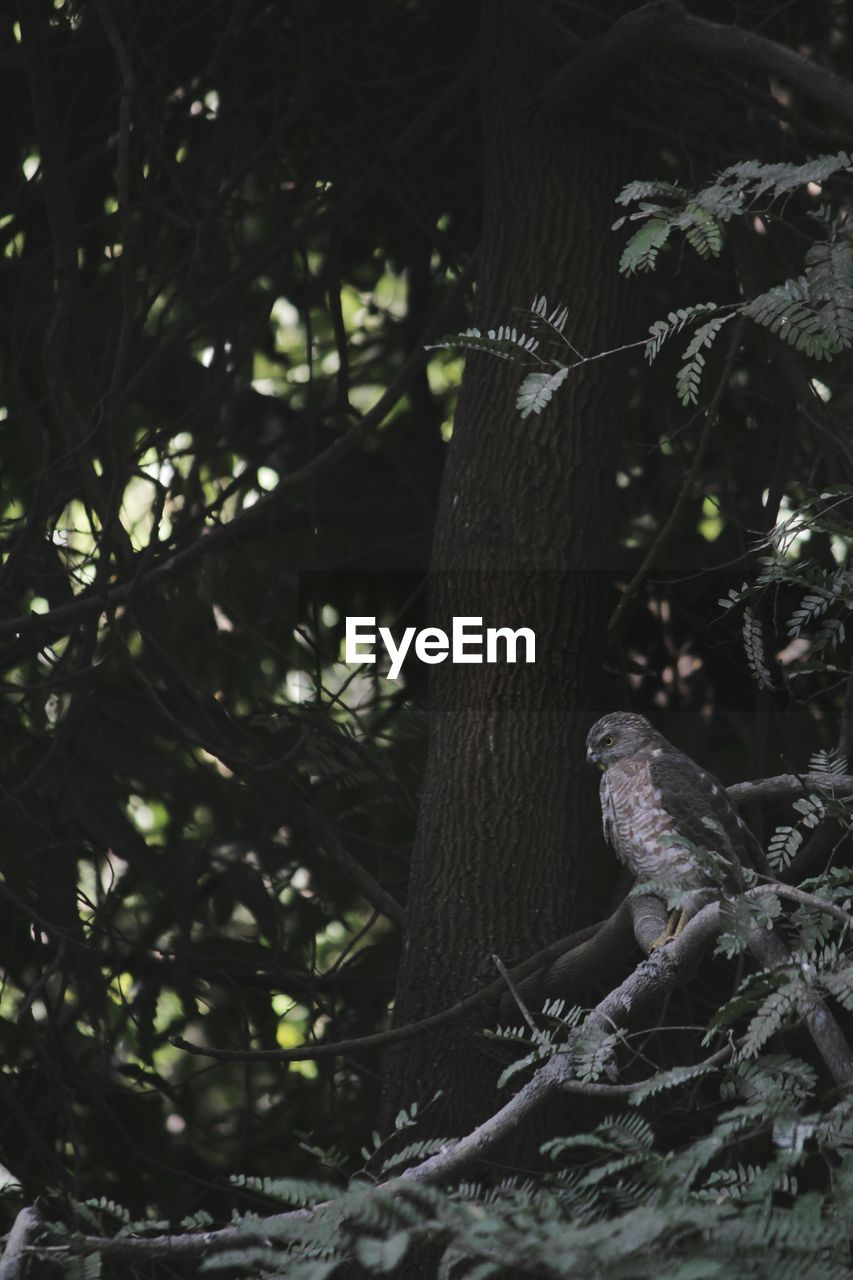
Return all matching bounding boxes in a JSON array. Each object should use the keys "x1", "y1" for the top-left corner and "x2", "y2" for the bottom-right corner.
[{"x1": 380, "y1": 4, "x2": 645, "y2": 1135}]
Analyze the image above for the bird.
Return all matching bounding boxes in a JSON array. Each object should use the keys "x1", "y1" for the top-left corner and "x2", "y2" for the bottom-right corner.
[{"x1": 585, "y1": 712, "x2": 762, "y2": 950}]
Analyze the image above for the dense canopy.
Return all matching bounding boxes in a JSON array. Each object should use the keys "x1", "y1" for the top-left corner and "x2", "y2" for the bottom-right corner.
[{"x1": 2, "y1": 2, "x2": 853, "y2": 1277}]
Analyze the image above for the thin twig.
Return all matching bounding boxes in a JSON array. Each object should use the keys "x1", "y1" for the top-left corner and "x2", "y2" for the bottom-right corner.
[
  {"x1": 0, "y1": 260, "x2": 475, "y2": 642},
  {"x1": 171, "y1": 914, "x2": 612, "y2": 1064},
  {"x1": 492, "y1": 953, "x2": 546, "y2": 1042},
  {"x1": 559, "y1": 1038, "x2": 736, "y2": 1098},
  {"x1": 93, "y1": 0, "x2": 137, "y2": 398},
  {"x1": 839, "y1": 668, "x2": 853, "y2": 765}
]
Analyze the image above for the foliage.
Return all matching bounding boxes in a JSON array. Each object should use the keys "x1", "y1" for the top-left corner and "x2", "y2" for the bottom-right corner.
[
  {"x1": 717, "y1": 490, "x2": 853, "y2": 720},
  {"x1": 0, "y1": 0, "x2": 469, "y2": 1225},
  {"x1": 40, "y1": 870, "x2": 853, "y2": 1278},
  {"x1": 434, "y1": 158, "x2": 853, "y2": 411},
  {"x1": 4, "y1": 3, "x2": 853, "y2": 1277}
]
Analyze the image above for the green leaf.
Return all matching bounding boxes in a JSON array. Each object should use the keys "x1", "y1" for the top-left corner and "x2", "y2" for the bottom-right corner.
[
  {"x1": 356, "y1": 1231, "x2": 411, "y2": 1272},
  {"x1": 619, "y1": 214, "x2": 677, "y2": 275},
  {"x1": 516, "y1": 366, "x2": 569, "y2": 418}
]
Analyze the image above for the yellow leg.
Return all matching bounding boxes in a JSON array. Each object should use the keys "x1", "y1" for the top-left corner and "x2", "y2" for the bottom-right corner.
[{"x1": 649, "y1": 908, "x2": 690, "y2": 952}]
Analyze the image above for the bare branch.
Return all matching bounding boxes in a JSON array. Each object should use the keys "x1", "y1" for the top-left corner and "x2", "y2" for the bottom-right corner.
[
  {"x1": 492, "y1": 952, "x2": 546, "y2": 1042},
  {"x1": 727, "y1": 774, "x2": 853, "y2": 806},
  {"x1": 93, "y1": 0, "x2": 137, "y2": 398},
  {"x1": 544, "y1": 0, "x2": 853, "y2": 127},
  {"x1": 172, "y1": 913, "x2": 611, "y2": 1064},
  {"x1": 0, "y1": 259, "x2": 475, "y2": 643},
  {"x1": 295, "y1": 804, "x2": 405, "y2": 928}
]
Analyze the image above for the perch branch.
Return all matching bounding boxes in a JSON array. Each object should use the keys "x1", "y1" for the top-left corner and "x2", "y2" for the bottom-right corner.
[
  {"x1": 172, "y1": 770, "x2": 853, "y2": 1068},
  {"x1": 29, "y1": 890, "x2": 853, "y2": 1262},
  {"x1": 402, "y1": 900, "x2": 725, "y2": 1185}
]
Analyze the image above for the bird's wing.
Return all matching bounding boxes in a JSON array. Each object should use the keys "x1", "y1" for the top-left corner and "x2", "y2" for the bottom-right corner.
[{"x1": 648, "y1": 748, "x2": 760, "y2": 884}]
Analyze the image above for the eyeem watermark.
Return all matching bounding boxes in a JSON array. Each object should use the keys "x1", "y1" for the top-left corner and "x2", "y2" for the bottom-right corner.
[{"x1": 345, "y1": 616, "x2": 536, "y2": 681}]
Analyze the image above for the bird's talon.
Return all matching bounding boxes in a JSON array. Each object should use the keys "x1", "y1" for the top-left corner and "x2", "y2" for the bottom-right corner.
[{"x1": 648, "y1": 908, "x2": 689, "y2": 953}]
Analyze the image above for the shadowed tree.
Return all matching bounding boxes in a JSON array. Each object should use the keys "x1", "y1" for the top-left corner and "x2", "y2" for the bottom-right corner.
[{"x1": 381, "y1": 1, "x2": 645, "y2": 1134}]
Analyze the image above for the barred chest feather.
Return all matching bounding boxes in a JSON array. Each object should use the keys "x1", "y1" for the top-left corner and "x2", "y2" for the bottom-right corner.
[{"x1": 600, "y1": 753, "x2": 707, "y2": 887}]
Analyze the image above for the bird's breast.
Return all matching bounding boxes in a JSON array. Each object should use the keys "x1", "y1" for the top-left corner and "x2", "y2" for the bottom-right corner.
[{"x1": 602, "y1": 758, "x2": 705, "y2": 885}]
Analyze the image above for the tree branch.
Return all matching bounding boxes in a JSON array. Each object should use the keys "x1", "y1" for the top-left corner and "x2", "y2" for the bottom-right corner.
[
  {"x1": 544, "y1": 0, "x2": 853, "y2": 127},
  {"x1": 769, "y1": 883, "x2": 853, "y2": 932},
  {"x1": 727, "y1": 773, "x2": 853, "y2": 807},
  {"x1": 559, "y1": 1039, "x2": 735, "y2": 1098},
  {"x1": 747, "y1": 924, "x2": 853, "y2": 1087},
  {"x1": 407, "y1": 886, "x2": 853, "y2": 1182},
  {"x1": 0, "y1": 260, "x2": 474, "y2": 642},
  {"x1": 294, "y1": 802, "x2": 405, "y2": 928},
  {"x1": 170, "y1": 766, "x2": 853, "y2": 1068},
  {"x1": 402, "y1": 900, "x2": 725, "y2": 1185},
  {"x1": 30, "y1": 888, "x2": 853, "y2": 1263},
  {"x1": 172, "y1": 913, "x2": 611, "y2": 1064},
  {"x1": 0, "y1": 1207, "x2": 43, "y2": 1280}
]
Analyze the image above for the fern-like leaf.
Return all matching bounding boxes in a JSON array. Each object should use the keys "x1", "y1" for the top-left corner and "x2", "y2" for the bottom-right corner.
[
  {"x1": 805, "y1": 238, "x2": 853, "y2": 349},
  {"x1": 531, "y1": 294, "x2": 569, "y2": 335},
  {"x1": 808, "y1": 748, "x2": 847, "y2": 777},
  {"x1": 743, "y1": 607, "x2": 774, "y2": 689},
  {"x1": 516, "y1": 366, "x2": 569, "y2": 418},
  {"x1": 426, "y1": 326, "x2": 540, "y2": 362},
  {"x1": 767, "y1": 825, "x2": 804, "y2": 872},
  {"x1": 681, "y1": 204, "x2": 724, "y2": 258},
  {"x1": 619, "y1": 215, "x2": 676, "y2": 275},
  {"x1": 629, "y1": 1060, "x2": 720, "y2": 1103},
  {"x1": 743, "y1": 278, "x2": 840, "y2": 360},
  {"x1": 739, "y1": 980, "x2": 802, "y2": 1059},
  {"x1": 675, "y1": 312, "x2": 736, "y2": 404},
  {"x1": 614, "y1": 179, "x2": 686, "y2": 208},
  {"x1": 644, "y1": 302, "x2": 721, "y2": 363}
]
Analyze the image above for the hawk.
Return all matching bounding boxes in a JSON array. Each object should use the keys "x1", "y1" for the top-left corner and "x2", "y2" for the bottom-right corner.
[{"x1": 586, "y1": 712, "x2": 762, "y2": 950}]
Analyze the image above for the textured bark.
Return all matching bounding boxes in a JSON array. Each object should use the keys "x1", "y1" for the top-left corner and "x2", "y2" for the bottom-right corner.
[{"x1": 380, "y1": 5, "x2": 645, "y2": 1133}]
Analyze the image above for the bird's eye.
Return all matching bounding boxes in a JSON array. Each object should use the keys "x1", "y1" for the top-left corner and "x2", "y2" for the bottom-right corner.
[{"x1": 602, "y1": 735, "x2": 614, "y2": 746}]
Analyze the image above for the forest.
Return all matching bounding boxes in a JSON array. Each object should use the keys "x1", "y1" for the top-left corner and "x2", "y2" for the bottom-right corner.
[{"x1": 2, "y1": 0, "x2": 853, "y2": 1276}]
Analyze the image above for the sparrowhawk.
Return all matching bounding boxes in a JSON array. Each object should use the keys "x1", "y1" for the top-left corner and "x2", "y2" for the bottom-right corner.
[{"x1": 586, "y1": 712, "x2": 762, "y2": 949}]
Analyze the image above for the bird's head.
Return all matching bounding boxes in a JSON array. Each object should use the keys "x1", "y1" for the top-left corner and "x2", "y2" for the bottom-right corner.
[{"x1": 585, "y1": 712, "x2": 662, "y2": 770}]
